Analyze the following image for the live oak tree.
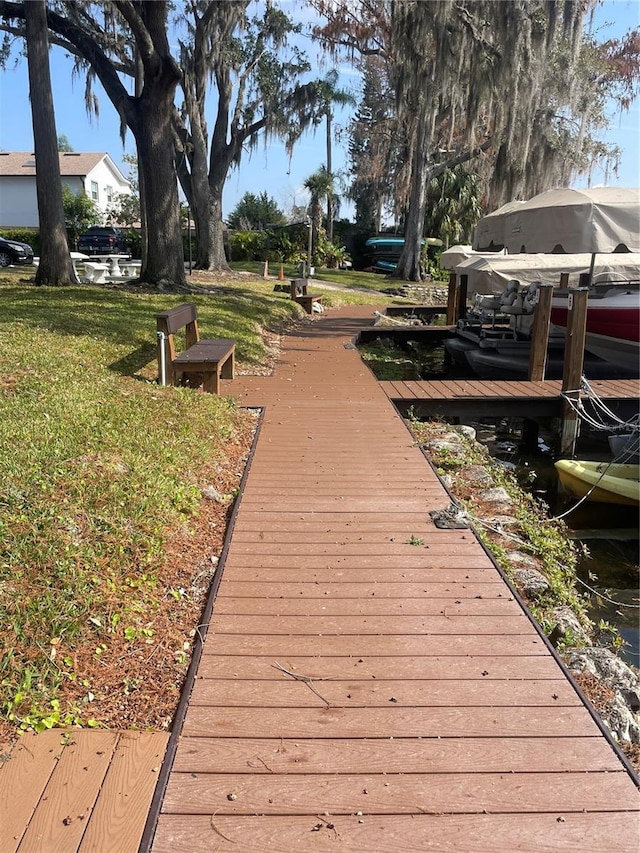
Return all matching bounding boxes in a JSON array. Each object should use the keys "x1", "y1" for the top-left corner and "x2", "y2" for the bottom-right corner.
[
  {"x1": 24, "y1": 0, "x2": 77, "y2": 285},
  {"x1": 313, "y1": 0, "x2": 640, "y2": 280},
  {"x1": 173, "y1": 0, "x2": 326, "y2": 271},
  {"x1": 1, "y1": 2, "x2": 336, "y2": 279},
  {"x1": 0, "y1": 0, "x2": 186, "y2": 290}
]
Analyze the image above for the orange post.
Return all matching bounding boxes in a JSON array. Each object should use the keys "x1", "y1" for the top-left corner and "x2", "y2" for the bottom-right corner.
[{"x1": 278, "y1": 263, "x2": 285, "y2": 281}]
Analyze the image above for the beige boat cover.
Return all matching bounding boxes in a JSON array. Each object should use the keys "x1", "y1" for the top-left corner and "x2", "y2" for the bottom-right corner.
[
  {"x1": 472, "y1": 201, "x2": 525, "y2": 251},
  {"x1": 439, "y1": 245, "x2": 508, "y2": 270},
  {"x1": 502, "y1": 187, "x2": 640, "y2": 254},
  {"x1": 454, "y1": 252, "x2": 640, "y2": 295}
]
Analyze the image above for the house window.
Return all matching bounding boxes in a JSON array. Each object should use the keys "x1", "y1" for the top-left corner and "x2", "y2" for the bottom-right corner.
[
  {"x1": 91, "y1": 181, "x2": 99, "y2": 201},
  {"x1": 106, "y1": 185, "x2": 113, "y2": 203}
]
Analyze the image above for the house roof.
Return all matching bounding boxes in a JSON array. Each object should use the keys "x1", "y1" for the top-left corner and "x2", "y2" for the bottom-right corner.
[{"x1": 0, "y1": 151, "x2": 126, "y2": 181}]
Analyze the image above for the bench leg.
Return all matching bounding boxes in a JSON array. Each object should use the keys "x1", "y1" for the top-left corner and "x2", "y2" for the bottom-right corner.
[
  {"x1": 201, "y1": 370, "x2": 220, "y2": 394},
  {"x1": 220, "y1": 352, "x2": 234, "y2": 380}
]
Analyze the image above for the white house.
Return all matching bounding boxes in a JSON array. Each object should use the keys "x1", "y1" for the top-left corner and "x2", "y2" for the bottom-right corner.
[{"x1": 0, "y1": 151, "x2": 131, "y2": 229}]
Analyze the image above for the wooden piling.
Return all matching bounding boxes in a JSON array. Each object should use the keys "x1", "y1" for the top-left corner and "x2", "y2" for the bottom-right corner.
[
  {"x1": 446, "y1": 272, "x2": 458, "y2": 325},
  {"x1": 560, "y1": 288, "x2": 589, "y2": 456},
  {"x1": 528, "y1": 283, "x2": 554, "y2": 382}
]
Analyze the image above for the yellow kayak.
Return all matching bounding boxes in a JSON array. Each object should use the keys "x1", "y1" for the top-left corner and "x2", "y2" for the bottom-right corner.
[{"x1": 555, "y1": 460, "x2": 640, "y2": 506}]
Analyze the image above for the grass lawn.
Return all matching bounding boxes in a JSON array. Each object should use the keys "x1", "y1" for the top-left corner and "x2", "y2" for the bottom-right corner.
[
  {"x1": 228, "y1": 260, "x2": 451, "y2": 292},
  {"x1": 0, "y1": 267, "x2": 390, "y2": 742}
]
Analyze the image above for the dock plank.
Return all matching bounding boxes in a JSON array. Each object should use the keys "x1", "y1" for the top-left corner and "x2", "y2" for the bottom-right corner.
[
  {"x1": 195, "y1": 654, "x2": 564, "y2": 680},
  {"x1": 17, "y1": 730, "x2": 117, "y2": 853},
  {"x1": 181, "y1": 705, "x2": 599, "y2": 739},
  {"x1": 78, "y1": 732, "x2": 168, "y2": 853},
  {"x1": 0, "y1": 730, "x2": 66, "y2": 853},
  {"x1": 170, "y1": 735, "x2": 623, "y2": 774},
  {"x1": 152, "y1": 813, "x2": 640, "y2": 853},
  {"x1": 189, "y1": 678, "x2": 580, "y2": 707},
  {"x1": 162, "y1": 770, "x2": 638, "y2": 815}
]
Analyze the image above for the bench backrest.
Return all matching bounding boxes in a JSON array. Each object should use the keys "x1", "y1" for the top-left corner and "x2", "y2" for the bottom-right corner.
[
  {"x1": 156, "y1": 303, "x2": 200, "y2": 383},
  {"x1": 290, "y1": 278, "x2": 308, "y2": 298},
  {"x1": 156, "y1": 302, "x2": 199, "y2": 336}
]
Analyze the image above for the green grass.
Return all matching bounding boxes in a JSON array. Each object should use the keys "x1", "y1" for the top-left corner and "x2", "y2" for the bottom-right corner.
[
  {"x1": 229, "y1": 261, "x2": 405, "y2": 292},
  {"x1": 0, "y1": 269, "x2": 328, "y2": 732}
]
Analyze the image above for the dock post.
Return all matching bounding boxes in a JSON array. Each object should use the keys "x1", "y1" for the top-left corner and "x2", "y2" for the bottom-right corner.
[
  {"x1": 528, "y1": 282, "x2": 553, "y2": 382},
  {"x1": 458, "y1": 274, "x2": 468, "y2": 320},
  {"x1": 446, "y1": 272, "x2": 458, "y2": 324},
  {"x1": 559, "y1": 288, "x2": 589, "y2": 456}
]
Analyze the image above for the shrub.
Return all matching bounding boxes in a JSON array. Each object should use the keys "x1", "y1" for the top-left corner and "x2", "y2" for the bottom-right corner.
[{"x1": 229, "y1": 231, "x2": 267, "y2": 262}]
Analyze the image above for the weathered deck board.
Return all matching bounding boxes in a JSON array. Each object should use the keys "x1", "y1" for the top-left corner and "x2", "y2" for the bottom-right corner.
[
  {"x1": 189, "y1": 677, "x2": 579, "y2": 707},
  {"x1": 195, "y1": 654, "x2": 563, "y2": 680},
  {"x1": 0, "y1": 730, "x2": 168, "y2": 853},
  {"x1": 163, "y1": 770, "x2": 638, "y2": 815},
  {"x1": 78, "y1": 732, "x2": 168, "y2": 853},
  {"x1": 199, "y1": 633, "x2": 550, "y2": 657},
  {"x1": 170, "y1": 734, "x2": 624, "y2": 774},
  {"x1": 180, "y1": 705, "x2": 601, "y2": 739},
  {"x1": 217, "y1": 580, "x2": 508, "y2": 597},
  {"x1": 152, "y1": 813, "x2": 640, "y2": 853},
  {"x1": 212, "y1": 596, "x2": 522, "y2": 615}
]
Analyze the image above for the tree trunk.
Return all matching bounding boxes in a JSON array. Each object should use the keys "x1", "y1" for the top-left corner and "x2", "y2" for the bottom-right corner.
[
  {"x1": 134, "y1": 49, "x2": 148, "y2": 271},
  {"x1": 326, "y1": 111, "x2": 333, "y2": 242},
  {"x1": 25, "y1": 0, "x2": 77, "y2": 286},
  {"x1": 394, "y1": 121, "x2": 428, "y2": 281},
  {"x1": 128, "y1": 75, "x2": 186, "y2": 288},
  {"x1": 204, "y1": 135, "x2": 232, "y2": 272},
  {"x1": 208, "y1": 185, "x2": 229, "y2": 270}
]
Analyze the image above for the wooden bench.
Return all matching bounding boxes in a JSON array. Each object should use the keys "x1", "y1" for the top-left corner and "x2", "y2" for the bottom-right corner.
[
  {"x1": 155, "y1": 303, "x2": 235, "y2": 394},
  {"x1": 290, "y1": 278, "x2": 324, "y2": 314}
]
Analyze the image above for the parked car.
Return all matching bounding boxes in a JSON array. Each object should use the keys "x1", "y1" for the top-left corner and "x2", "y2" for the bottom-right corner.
[
  {"x1": 77, "y1": 226, "x2": 130, "y2": 256},
  {"x1": 0, "y1": 236, "x2": 35, "y2": 267}
]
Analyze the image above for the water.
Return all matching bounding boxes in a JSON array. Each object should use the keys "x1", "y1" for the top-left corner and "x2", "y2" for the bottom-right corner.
[
  {"x1": 475, "y1": 419, "x2": 639, "y2": 668},
  {"x1": 363, "y1": 335, "x2": 639, "y2": 666},
  {"x1": 573, "y1": 538, "x2": 639, "y2": 668}
]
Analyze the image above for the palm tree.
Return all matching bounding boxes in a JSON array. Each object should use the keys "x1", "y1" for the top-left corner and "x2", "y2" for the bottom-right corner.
[
  {"x1": 303, "y1": 166, "x2": 335, "y2": 258},
  {"x1": 313, "y1": 71, "x2": 356, "y2": 241},
  {"x1": 424, "y1": 166, "x2": 483, "y2": 247}
]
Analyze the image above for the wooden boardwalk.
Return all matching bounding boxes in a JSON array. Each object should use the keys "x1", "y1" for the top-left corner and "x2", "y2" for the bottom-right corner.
[
  {"x1": 2, "y1": 304, "x2": 638, "y2": 852},
  {"x1": 149, "y1": 306, "x2": 638, "y2": 851},
  {"x1": 0, "y1": 730, "x2": 168, "y2": 853}
]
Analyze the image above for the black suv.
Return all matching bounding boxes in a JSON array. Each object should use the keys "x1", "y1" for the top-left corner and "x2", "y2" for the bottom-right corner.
[
  {"x1": 0, "y1": 236, "x2": 34, "y2": 266},
  {"x1": 78, "y1": 226, "x2": 130, "y2": 256}
]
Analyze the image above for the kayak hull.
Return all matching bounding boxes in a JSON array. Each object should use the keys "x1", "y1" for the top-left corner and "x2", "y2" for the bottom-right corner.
[{"x1": 555, "y1": 460, "x2": 640, "y2": 506}]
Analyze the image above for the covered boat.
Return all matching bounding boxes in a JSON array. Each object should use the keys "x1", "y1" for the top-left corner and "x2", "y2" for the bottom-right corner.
[
  {"x1": 555, "y1": 459, "x2": 640, "y2": 506},
  {"x1": 550, "y1": 285, "x2": 640, "y2": 373},
  {"x1": 452, "y1": 252, "x2": 640, "y2": 296}
]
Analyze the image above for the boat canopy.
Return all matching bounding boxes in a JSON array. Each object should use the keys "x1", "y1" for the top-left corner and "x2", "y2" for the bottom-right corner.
[
  {"x1": 454, "y1": 252, "x2": 640, "y2": 295},
  {"x1": 439, "y1": 245, "x2": 506, "y2": 270}
]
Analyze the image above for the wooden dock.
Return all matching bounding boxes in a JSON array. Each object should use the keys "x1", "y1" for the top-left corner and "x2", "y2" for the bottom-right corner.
[
  {"x1": 2, "y1": 304, "x2": 638, "y2": 852},
  {"x1": 380, "y1": 376, "x2": 639, "y2": 419}
]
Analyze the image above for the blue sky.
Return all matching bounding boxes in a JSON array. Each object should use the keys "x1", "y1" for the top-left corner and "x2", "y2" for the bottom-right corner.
[{"x1": 0, "y1": 0, "x2": 638, "y2": 219}]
